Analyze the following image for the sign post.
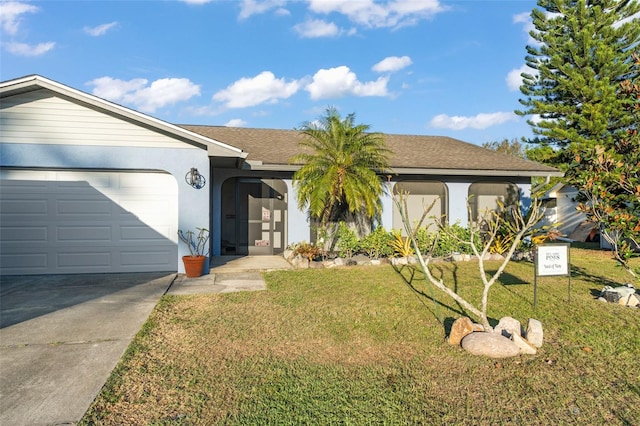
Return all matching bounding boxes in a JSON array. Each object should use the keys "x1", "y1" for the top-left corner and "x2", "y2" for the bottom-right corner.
[{"x1": 534, "y1": 243, "x2": 571, "y2": 309}]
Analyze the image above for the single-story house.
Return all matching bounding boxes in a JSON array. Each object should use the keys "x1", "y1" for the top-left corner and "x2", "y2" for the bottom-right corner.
[{"x1": 0, "y1": 75, "x2": 561, "y2": 275}]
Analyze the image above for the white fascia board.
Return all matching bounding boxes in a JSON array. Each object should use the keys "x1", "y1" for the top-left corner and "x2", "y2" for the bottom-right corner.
[
  {"x1": 243, "y1": 162, "x2": 563, "y2": 178},
  {"x1": 390, "y1": 167, "x2": 564, "y2": 178},
  {"x1": 0, "y1": 75, "x2": 247, "y2": 159}
]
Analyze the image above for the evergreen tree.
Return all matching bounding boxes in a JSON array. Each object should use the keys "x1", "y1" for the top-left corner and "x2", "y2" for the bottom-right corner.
[
  {"x1": 517, "y1": 0, "x2": 639, "y2": 277},
  {"x1": 482, "y1": 138, "x2": 527, "y2": 158},
  {"x1": 517, "y1": 0, "x2": 639, "y2": 152}
]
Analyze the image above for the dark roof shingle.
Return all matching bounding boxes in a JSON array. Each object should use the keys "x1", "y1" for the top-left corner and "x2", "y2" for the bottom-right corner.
[{"x1": 180, "y1": 125, "x2": 559, "y2": 175}]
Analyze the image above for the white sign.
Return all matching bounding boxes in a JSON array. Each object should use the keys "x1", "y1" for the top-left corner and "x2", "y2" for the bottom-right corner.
[{"x1": 536, "y1": 244, "x2": 569, "y2": 276}]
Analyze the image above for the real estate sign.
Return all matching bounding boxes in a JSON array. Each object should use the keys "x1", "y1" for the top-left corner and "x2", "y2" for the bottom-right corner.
[
  {"x1": 533, "y1": 243, "x2": 571, "y2": 308},
  {"x1": 536, "y1": 244, "x2": 570, "y2": 276}
]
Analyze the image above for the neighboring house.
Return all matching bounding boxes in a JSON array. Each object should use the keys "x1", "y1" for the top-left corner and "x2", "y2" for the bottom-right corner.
[
  {"x1": 0, "y1": 75, "x2": 561, "y2": 275},
  {"x1": 541, "y1": 183, "x2": 609, "y2": 247}
]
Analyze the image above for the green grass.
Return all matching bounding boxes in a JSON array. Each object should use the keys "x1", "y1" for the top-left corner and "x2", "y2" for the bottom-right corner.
[{"x1": 81, "y1": 248, "x2": 639, "y2": 425}]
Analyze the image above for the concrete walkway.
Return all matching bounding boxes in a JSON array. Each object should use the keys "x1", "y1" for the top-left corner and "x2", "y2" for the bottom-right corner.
[
  {"x1": 0, "y1": 256, "x2": 292, "y2": 425},
  {"x1": 167, "y1": 255, "x2": 293, "y2": 295}
]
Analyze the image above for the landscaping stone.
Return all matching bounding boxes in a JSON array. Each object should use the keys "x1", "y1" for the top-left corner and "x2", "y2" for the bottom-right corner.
[
  {"x1": 512, "y1": 332, "x2": 537, "y2": 355},
  {"x1": 291, "y1": 256, "x2": 309, "y2": 269},
  {"x1": 600, "y1": 284, "x2": 636, "y2": 303},
  {"x1": 461, "y1": 332, "x2": 521, "y2": 358},
  {"x1": 494, "y1": 316, "x2": 522, "y2": 338},
  {"x1": 391, "y1": 257, "x2": 408, "y2": 266},
  {"x1": 525, "y1": 318, "x2": 544, "y2": 348},
  {"x1": 472, "y1": 323, "x2": 485, "y2": 332},
  {"x1": 448, "y1": 317, "x2": 474, "y2": 346},
  {"x1": 618, "y1": 293, "x2": 639, "y2": 307}
]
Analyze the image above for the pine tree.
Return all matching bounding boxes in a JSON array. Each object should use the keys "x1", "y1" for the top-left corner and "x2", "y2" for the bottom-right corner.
[{"x1": 517, "y1": 0, "x2": 639, "y2": 152}]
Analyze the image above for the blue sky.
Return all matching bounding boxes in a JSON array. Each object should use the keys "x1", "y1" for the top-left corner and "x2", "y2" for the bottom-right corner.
[{"x1": 1, "y1": 0, "x2": 543, "y2": 145}]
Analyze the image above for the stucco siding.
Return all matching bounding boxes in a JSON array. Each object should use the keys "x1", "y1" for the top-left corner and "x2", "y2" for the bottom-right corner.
[{"x1": 0, "y1": 89, "x2": 197, "y2": 149}]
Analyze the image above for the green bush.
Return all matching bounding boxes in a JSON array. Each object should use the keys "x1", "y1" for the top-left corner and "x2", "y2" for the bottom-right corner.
[
  {"x1": 433, "y1": 223, "x2": 474, "y2": 256},
  {"x1": 335, "y1": 222, "x2": 360, "y2": 258},
  {"x1": 360, "y1": 227, "x2": 393, "y2": 259}
]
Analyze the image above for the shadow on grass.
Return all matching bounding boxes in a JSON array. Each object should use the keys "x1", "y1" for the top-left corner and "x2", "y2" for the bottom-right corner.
[
  {"x1": 571, "y1": 265, "x2": 627, "y2": 288},
  {"x1": 391, "y1": 263, "x2": 500, "y2": 331}
]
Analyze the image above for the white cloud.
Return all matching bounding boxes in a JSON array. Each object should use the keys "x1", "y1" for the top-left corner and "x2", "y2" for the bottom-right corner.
[
  {"x1": 372, "y1": 55, "x2": 412, "y2": 73},
  {"x1": 224, "y1": 118, "x2": 248, "y2": 127},
  {"x1": 513, "y1": 11, "x2": 538, "y2": 45},
  {"x1": 305, "y1": 65, "x2": 389, "y2": 99},
  {"x1": 293, "y1": 19, "x2": 339, "y2": 38},
  {"x1": 0, "y1": 1, "x2": 38, "y2": 35},
  {"x1": 84, "y1": 21, "x2": 117, "y2": 36},
  {"x1": 5, "y1": 41, "x2": 55, "y2": 56},
  {"x1": 239, "y1": 0, "x2": 287, "y2": 19},
  {"x1": 506, "y1": 64, "x2": 526, "y2": 92},
  {"x1": 307, "y1": 0, "x2": 446, "y2": 29},
  {"x1": 213, "y1": 71, "x2": 300, "y2": 108},
  {"x1": 87, "y1": 76, "x2": 201, "y2": 113},
  {"x1": 430, "y1": 112, "x2": 517, "y2": 130}
]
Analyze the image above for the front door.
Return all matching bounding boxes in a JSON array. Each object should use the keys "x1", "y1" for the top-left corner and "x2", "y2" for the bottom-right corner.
[{"x1": 220, "y1": 178, "x2": 287, "y2": 255}]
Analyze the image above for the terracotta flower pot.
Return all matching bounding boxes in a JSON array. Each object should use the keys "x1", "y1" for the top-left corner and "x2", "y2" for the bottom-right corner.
[{"x1": 182, "y1": 255, "x2": 206, "y2": 278}]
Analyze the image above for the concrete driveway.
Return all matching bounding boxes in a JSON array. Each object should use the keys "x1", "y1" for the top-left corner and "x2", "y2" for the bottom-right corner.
[{"x1": 0, "y1": 272, "x2": 175, "y2": 426}]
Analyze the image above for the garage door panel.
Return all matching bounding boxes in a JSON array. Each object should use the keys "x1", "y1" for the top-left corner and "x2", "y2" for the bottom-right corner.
[
  {"x1": 58, "y1": 251, "x2": 112, "y2": 268},
  {"x1": 120, "y1": 249, "x2": 174, "y2": 267},
  {"x1": 2, "y1": 226, "x2": 48, "y2": 242},
  {"x1": 0, "y1": 170, "x2": 178, "y2": 275},
  {"x1": 1, "y1": 252, "x2": 48, "y2": 272},
  {"x1": 56, "y1": 225, "x2": 111, "y2": 242}
]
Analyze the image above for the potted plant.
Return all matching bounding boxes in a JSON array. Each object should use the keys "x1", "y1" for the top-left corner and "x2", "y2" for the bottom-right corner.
[{"x1": 178, "y1": 227, "x2": 210, "y2": 277}]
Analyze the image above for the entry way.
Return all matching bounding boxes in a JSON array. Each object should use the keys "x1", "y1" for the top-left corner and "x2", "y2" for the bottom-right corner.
[{"x1": 220, "y1": 178, "x2": 287, "y2": 255}]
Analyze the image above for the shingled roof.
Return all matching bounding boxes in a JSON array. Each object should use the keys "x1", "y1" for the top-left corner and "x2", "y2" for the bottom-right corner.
[{"x1": 180, "y1": 125, "x2": 560, "y2": 177}]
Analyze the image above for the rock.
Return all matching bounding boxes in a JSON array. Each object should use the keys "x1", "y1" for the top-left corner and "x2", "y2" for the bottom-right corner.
[
  {"x1": 291, "y1": 256, "x2": 309, "y2": 269},
  {"x1": 597, "y1": 297, "x2": 608, "y2": 303},
  {"x1": 525, "y1": 318, "x2": 544, "y2": 348},
  {"x1": 511, "y1": 333, "x2": 537, "y2": 355},
  {"x1": 600, "y1": 284, "x2": 636, "y2": 303},
  {"x1": 461, "y1": 332, "x2": 521, "y2": 359},
  {"x1": 494, "y1": 316, "x2": 523, "y2": 339},
  {"x1": 333, "y1": 257, "x2": 345, "y2": 266},
  {"x1": 619, "y1": 293, "x2": 640, "y2": 307},
  {"x1": 449, "y1": 317, "x2": 474, "y2": 346},
  {"x1": 391, "y1": 257, "x2": 408, "y2": 266},
  {"x1": 472, "y1": 323, "x2": 485, "y2": 332}
]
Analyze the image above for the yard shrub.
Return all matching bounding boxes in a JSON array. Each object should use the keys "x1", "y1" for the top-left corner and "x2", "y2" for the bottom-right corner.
[
  {"x1": 359, "y1": 226, "x2": 393, "y2": 259},
  {"x1": 335, "y1": 221, "x2": 360, "y2": 258}
]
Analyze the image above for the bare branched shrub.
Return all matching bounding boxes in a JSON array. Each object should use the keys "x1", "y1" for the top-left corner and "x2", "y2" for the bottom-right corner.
[{"x1": 393, "y1": 191, "x2": 546, "y2": 329}]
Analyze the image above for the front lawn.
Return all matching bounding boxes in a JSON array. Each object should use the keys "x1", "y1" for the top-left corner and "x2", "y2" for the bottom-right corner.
[{"x1": 82, "y1": 248, "x2": 639, "y2": 425}]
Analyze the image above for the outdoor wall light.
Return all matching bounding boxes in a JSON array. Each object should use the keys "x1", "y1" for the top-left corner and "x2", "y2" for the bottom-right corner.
[{"x1": 185, "y1": 167, "x2": 206, "y2": 189}]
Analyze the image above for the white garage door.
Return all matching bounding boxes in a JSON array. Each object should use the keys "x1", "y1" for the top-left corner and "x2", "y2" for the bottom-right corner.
[{"x1": 0, "y1": 169, "x2": 178, "y2": 275}]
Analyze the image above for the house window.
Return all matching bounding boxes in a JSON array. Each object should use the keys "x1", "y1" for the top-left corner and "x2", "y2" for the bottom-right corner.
[
  {"x1": 468, "y1": 182, "x2": 519, "y2": 222},
  {"x1": 392, "y1": 181, "x2": 447, "y2": 232}
]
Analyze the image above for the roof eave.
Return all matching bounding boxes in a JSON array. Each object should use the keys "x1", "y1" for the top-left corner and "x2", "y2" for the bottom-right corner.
[{"x1": 243, "y1": 162, "x2": 563, "y2": 178}]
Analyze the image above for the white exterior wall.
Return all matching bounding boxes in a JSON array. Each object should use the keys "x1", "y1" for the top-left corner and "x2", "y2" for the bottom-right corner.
[{"x1": 1, "y1": 90, "x2": 212, "y2": 273}]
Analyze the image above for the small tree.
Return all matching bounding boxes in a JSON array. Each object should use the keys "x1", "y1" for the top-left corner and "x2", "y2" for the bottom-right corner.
[
  {"x1": 393, "y1": 191, "x2": 546, "y2": 330},
  {"x1": 291, "y1": 107, "x2": 392, "y2": 246}
]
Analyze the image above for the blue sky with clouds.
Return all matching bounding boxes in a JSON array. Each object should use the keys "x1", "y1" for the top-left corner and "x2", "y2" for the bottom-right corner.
[{"x1": 1, "y1": 0, "x2": 545, "y2": 145}]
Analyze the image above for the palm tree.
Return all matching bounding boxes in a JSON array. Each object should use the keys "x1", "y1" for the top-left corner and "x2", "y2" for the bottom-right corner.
[{"x1": 291, "y1": 107, "x2": 392, "y2": 239}]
